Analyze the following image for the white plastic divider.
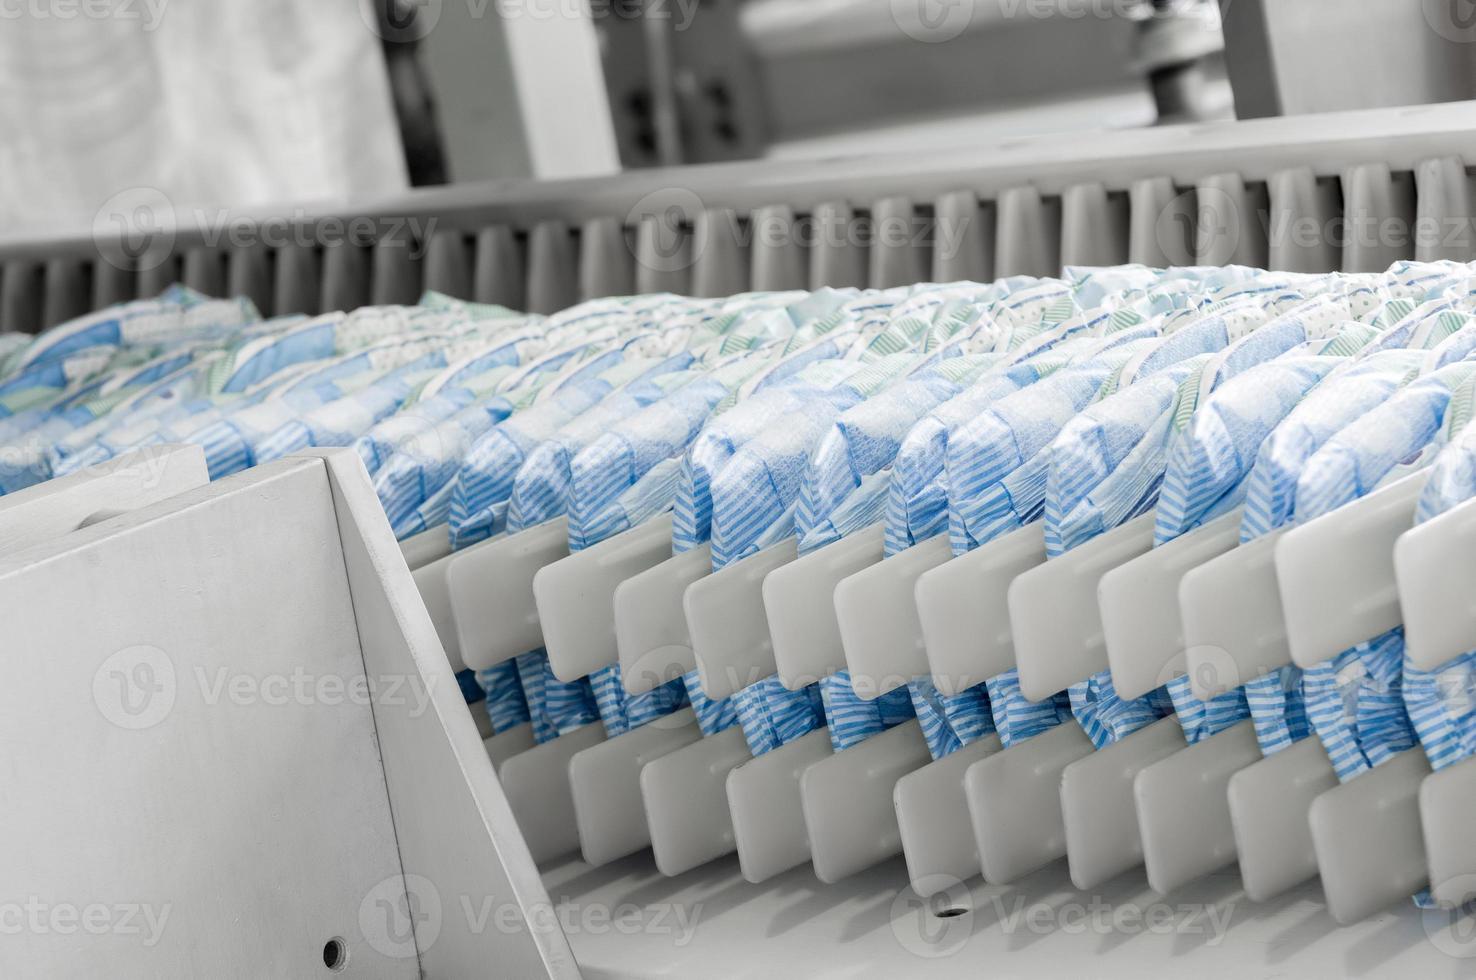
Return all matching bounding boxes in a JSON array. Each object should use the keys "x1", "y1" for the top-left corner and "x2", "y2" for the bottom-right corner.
[
  {"x1": 1272, "y1": 475, "x2": 1433, "y2": 919},
  {"x1": 1078, "y1": 511, "x2": 1248, "y2": 894},
  {"x1": 1180, "y1": 529, "x2": 1288, "y2": 701},
  {"x1": 1100, "y1": 509, "x2": 1243, "y2": 700},
  {"x1": 640, "y1": 726, "x2": 752, "y2": 877},
  {"x1": 537, "y1": 514, "x2": 675, "y2": 682},
  {"x1": 727, "y1": 729, "x2": 833, "y2": 883},
  {"x1": 767, "y1": 523, "x2": 885, "y2": 689},
  {"x1": 966, "y1": 722, "x2": 1095, "y2": 884},
  {"x1": 1309, "y1": 748, "x2": 1433, "y2": 925},
  {"x1": 1227, "y1": 737, "x2": 1339, "y2": 902},
  {"x1": 964, "y1": 512, "x2": 1155, "y2": 887},
  {"x1": 1179, "y1": 525, "x2": 1339, "y2": 902},
  {"x1": 616, "y1": 527, "x2": 770, "y2": 881},
  {"x1": 568, "y1": 707, "x2": 702, "y2": 867},
  {"x1": 834, "y1": 534, "x2": 952, "y2": 699},
  {"x1": 1396, "y1": 495, "x2": 1476, "y2": 906},
  {"x1": 688, "y1": 539, "x2": 797, "y2": 699},
  {"x1": 1011, "y1": 513, "x2": 1157, "y2": 702},
  {"x1": 895, "y1": 735, "x2": 1002, "y2": 896},
  {"x1": 1394, "y1": 491, "x2": 1476, "y2": 672},
  {"x1": 1276, "y1": 473, "x2": 1426, "y2": 670},
  {"x1": 1420, "y1": 756, "x2": 1476, "y2": 908},
  {"x1": 800, "y1": 720, "x2": 931, "y2": 883},
  {"x1": 449, "y1": 518, "x2": 567, "y2": 671},
  {"x1": 1060, "y1": 716, "x2": 1185, "y2": 891},
  {"x1": 399, "y1": 524, "x2": 453, "y2": 571},
  {"x1": 614, "y1": 543, "x2": 711, "y2": 695},
  {"x1": 500, "y1": 722, "x2": 608, "y2": 865},
  {"x1": 411, "y1": 548, "x2": 466, "y2": 673},
  {"x1": 917, "y1": 523, "x2": 1047, "y2": 693},
  {"x1": 1134, "y1": 719, "x2": 1261, "y2": 895},
  {"x1": 484, "y1": 724, "x2": 537, "y2": 775}
]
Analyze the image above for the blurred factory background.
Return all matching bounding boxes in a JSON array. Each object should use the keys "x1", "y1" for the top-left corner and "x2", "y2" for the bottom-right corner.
[{"x1": 3, "y1": 0, "x2": 1476, "y2": 229}]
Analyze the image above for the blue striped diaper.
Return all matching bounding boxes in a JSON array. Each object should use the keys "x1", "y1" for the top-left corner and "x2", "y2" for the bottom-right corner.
[
  {"x1": 946, "y1": 340, "x2": 1158, "y2": 555},
  {"x1": 446, "y1": 374, "x2": 640, "y2": 546},
  {"x1": 672, "y1": 364, "x2": 865, "y2": 555},
  {"x1": 1045, "y1": 337, "x2": 1280, "y2": 747},
  {"x1": 1236, "y1": 355, "x2": 1425, "y2": 753},
  {"x1": 1281, "y1": 361, "x2": 1476, "y2": 781},
  {"x1": 566, "y1": 373, "x2": 739, "y2": 550},
  {"x1": 1377, "y1": 372, "x2": 1476, "y2": 772},
  {"x1": 1154, "y1": 354, "x2": 1347, "y2": 741}
]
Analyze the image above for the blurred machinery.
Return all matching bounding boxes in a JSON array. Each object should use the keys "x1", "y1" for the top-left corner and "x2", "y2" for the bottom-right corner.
[{"x1": 411, "y1": 0, "x2": 1476, "y2": 179}]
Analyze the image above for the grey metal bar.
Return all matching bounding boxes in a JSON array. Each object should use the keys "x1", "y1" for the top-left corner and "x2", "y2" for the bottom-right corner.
[
  {"x1": 1060, "y1": 183, "x2": 1128, "y2": 269},
  {"x1": 1128, "y1": 176, "x2": 1186, "y2": 267},
  {"x1": 809, "y1": 201, "x2": 867, "y2": 290},
  {"x1": 578, "y1": 218, "x2": 635, "y2": 301},
  {"x1": 690, "y1": 209, "x2": 749, "y2": 299},
  {"x1": 1340, "y1": 163, "x2": 1416, "y2": 274},
  {"x1": 748, "y1": 205, "x2": 807, "y2": 293},
  {"x1": 931, "y1": 191, "x2": 992, "y2": 285},
  {"x1": 1, "y1": 260, "x2": 43, "y2": 335},
  {"x1": 995, "y1": 186, "x2": 1060, "y2": 279},
  {"x1": 226, "y1": 244, "x2": 274, "y2": 317},
  {"x1": 868, "y1": 197, "x2": 928, "y2": 290},
  {"x1": 137, "y1": 254, "x2": 181, "y2": 299},
  {"x1": 1266, "y1": 167, "x2": 1341, "y2": 273},
  {"x1": 634, "y1": 215, "x2": 692, "y2": 296},
  {"x1": 1195, "y1": 173, "x2": 1269, "y2": 269},
  {"x1": 370, "y1": 237, "x2": 423, "y2": 306},
  {"x1": 274, "y1": 244, "x2": 322, "y2": 317},
  {"x1": 41, "y1": 258, "x2": 89, "y2": 332},
  {"x1": 91, "y1": 261, "x2": 135, "y2": 310},
  {"x1": 424, "y1": 229, "x2": 473, "y2": 300},
  {"x1": 183, "y1": 247, "x2": 226, "y2": 298},
  {"x1": 1415, "y1": 156, "x2": 1475, "y2": 262},
  {"x1": 474, "y1": 226, "x2": 526, "y2": 310},
  {"x1": 526, "y1": 222, "x2": 577, "y2": 315}
]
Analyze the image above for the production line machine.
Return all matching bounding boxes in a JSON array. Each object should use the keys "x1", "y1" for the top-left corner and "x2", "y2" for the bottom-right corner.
[{"x1": 8, "y1": 102, "x2": 1476, "y2": 977}]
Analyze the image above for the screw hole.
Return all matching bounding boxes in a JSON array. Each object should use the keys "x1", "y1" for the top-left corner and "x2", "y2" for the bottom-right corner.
[
  {"x1": 933, "y1": 906, "x2": 968, "y2": 918},
  {"x1": 323, "y1": 937, "x2": 347, "y2": 972}
]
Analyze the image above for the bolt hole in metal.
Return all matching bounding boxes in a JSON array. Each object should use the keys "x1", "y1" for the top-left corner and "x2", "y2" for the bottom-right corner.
[{"x1": 322, "y1": 937, "x2": 348, "y2": 972}]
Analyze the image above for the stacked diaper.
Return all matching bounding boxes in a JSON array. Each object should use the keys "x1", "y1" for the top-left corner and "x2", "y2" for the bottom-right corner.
[{"x1": 7, "y1": 258, "x2": 1476, "y2": 817}]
